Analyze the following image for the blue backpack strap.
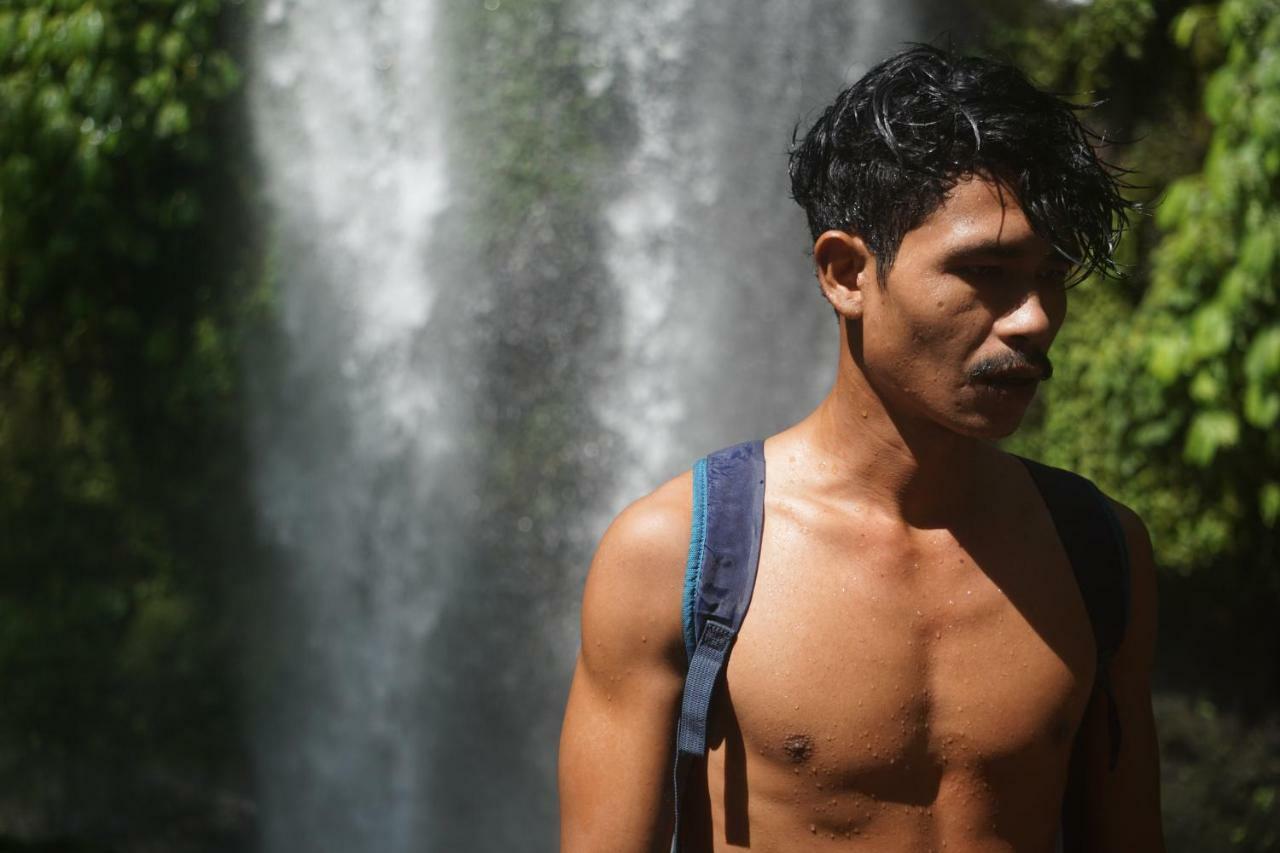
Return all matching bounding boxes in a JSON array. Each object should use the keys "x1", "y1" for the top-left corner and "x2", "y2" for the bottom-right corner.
[
  {"x1": 1019, "y1": 457, "x2": 1131, "y2": 853},
  {"x1": 671, "y1": 441, "x2": 766, "y2": 851}
]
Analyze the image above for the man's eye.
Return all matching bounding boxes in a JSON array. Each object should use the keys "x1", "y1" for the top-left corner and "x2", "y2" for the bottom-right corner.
[
  {"x1": 1038, "y1": 267, "x2": 1072, "y2": 285},
  {"x1": 957, "y1": 265, "x2": 1003, "y2": 278}
]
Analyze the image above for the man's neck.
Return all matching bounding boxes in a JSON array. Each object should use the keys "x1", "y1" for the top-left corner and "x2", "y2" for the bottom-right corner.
[{"x1": 787, "y1": 362, "x2": 997, "y2": 529}]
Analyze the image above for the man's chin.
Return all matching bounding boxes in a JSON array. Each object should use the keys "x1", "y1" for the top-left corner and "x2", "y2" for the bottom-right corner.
[
  {"x1": 947, "y1": 410, "x2": 1029, "y2": 442},
  {"x1": 948, "y1": 383, "x2": 1040, "y2": 439}
]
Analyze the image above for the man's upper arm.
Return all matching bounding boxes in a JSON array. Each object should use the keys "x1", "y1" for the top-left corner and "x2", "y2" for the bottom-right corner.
[
  {"x1": 1079, "y1": 499, "x2": 1166, "y2": 851},
  {"x1": 558, "y1": 476, "x2": 691, "y2": 853}
]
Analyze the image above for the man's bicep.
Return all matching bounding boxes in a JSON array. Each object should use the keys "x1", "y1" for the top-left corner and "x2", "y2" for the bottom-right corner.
[
  {"x1": 559, "y1": 651, "x2": 682, "y2": 852},
  {"x1": 1081, "y1": 501, "x2": 1165, "y2": 851},
  {"x1": 558, "y1": 489, "x2": 691, "y2": 853}
]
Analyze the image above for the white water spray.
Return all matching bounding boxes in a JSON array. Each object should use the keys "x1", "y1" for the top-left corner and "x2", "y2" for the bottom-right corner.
[
  {"x1": 246, "y1": 1, "x2": 452, "y2": 850},
  {"x1": 586, "y1": 0, "x2": 926, "y2": 504}
]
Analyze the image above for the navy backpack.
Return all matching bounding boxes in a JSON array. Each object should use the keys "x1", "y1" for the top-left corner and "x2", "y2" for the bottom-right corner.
[{"x1": 670, "y1": 440, "x2": 1130, "y2": 852}]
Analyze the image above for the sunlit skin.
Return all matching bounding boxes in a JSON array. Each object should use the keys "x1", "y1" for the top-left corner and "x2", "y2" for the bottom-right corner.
[{"x1": 559, "y1": 176, "x2": 1164, "y2": 852}]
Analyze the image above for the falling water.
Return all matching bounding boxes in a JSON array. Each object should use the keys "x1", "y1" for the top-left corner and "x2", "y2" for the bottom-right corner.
[
  {"x1": 244, "y1": 1, "x2": 936, "y2": 850},
  {"x1": 245, "y1": 0, "x2": 455, "y2": 850},
  {"x1": 585, "y1": 0, "x2": 929, "y2": 495}
]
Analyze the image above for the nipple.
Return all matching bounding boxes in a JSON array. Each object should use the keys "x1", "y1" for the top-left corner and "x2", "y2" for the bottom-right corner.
[{"x1": 783, "y1": 733, "x2": 814, "y2": 764}]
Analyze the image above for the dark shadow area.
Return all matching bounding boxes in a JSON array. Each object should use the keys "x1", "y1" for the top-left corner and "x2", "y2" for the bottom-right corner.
[
  {"x1": 708, "y1": 680, "x2": 752, "y2": 846},
  {"x1": 1154, "y1": 567, "x2": 1280, "y2": 715}
]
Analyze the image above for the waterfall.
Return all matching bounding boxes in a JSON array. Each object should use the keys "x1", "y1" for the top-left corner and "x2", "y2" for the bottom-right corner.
[
  {"x1": 244, "y1": 1, "x2": 930, "y2": 850},
  {"x1": 585, "y1": 0, "x2": 927, "y2": 494},
  {"x1": 245, "y1": 0, "x2": 454, "y2": 850}
]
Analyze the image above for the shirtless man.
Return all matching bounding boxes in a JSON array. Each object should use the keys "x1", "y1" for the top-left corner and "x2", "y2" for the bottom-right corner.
[{"x1": 559, "y1": 46, "x2": 1164, "y2": 852}]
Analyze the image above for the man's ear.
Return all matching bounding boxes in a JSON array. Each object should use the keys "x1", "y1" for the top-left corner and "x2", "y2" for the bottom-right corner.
[{"x1": 814, "y1": 231, "x2": 875, "y2": 319}]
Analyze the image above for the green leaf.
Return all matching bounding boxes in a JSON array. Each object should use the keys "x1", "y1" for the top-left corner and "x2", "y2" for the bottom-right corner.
[
  {"x1": 1189, "y1": 302, "x2": 1234, "y2": 359},
  {"x1": 1189, "y1": 368, "x2": 1222, "y2": 403},
  {"x1": 1183, "y1": 409, "x2": 1240, "y2": 466},
  {"x1": 1243, "y1": 382, "x2": 1280, "y2": 427},
  {"x1": 1238, "y1": 227, "x2": 1276, "y2": 277},
  {"x1": 154, "y1": 100, "x2": 188, "y2": 138},
  {"x1": 1148, "y1": 332, "x2": 1188, "y2": 383},
  {"x1": 1155, "y1": 178, "x2": 1199, "y2": 229},
  {"x1": 1132, "y1": 417, "x2": 1179, "y2": 447},
  {"x1": 1203, "y1": 67, "x2": 1238, "y2": 124},
  {"x1": 1244, "y1": 325, "x2": 1280, "y2": 380},
  {"x1": 1262, "y1": 483, "x2": 1280, "y2": 526},
  {"x1": 135, "y1": 21, "x2": 158, "y2": 54},
  {"x1": 67, "y1": 7, "x2": 104, "y2": 54},
  {"x1": 1172, "y1": 5, "x2": 1217, "y2": 48},
  {"x1": 159, "y1": 32, "x2": 185, "y2": 66}
]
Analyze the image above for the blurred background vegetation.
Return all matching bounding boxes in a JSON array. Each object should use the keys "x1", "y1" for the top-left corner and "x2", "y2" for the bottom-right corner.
[{"x1": 0, "y1": 0, "x2": 1275, "y2": 850}]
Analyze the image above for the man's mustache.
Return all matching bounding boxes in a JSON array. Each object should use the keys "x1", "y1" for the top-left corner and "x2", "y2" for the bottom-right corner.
[{"x1": 967, "y1": 349, "x2": 1054, "y2": 381}]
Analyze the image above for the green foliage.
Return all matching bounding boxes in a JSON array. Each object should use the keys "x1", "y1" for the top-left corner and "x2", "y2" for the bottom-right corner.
[
  {"x1": 999, "y1": 1, "x2": 1280, "y2": 849},
  {"x1": 1003, "y1": 0, "x2": 1279, "y2": 578},
  {"x1": 1144, "y1": 0, "x2": 1280, "y2": 489},
  {"x1": 1002, "y1": 0, "x2": 1157, "y2": 92},
  {"x1": 0, "y1": 0, "x2": 257, "y2": 839}
]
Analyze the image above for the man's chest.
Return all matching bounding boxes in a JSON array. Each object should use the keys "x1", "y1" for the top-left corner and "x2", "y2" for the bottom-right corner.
[{"x1": 714, "y1": 500, "x2": 1097, "y2": 789}]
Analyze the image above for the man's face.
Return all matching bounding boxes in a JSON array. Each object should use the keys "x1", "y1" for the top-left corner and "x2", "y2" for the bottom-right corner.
[{"x1": 856, "y1": 175, "x2": 1070, "y2": 440}]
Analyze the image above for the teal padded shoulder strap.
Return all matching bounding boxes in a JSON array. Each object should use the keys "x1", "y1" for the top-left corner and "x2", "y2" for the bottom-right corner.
[{"x1": 671, "y1": 440, "x2": 765, "y2": 851}]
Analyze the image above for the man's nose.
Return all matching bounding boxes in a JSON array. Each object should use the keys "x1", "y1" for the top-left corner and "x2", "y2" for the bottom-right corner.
[{"x1": 994, "y1": 288, "x2": 1060, "y2": 349}]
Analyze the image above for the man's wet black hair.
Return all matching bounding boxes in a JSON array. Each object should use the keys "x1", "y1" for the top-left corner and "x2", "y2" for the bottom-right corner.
[{"x1": 789, "y1": 44, "x2": 1133, "y2": 286}]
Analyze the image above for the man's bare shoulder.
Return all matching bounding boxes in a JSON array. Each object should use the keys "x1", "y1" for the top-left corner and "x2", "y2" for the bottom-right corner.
[{"x1": 579, "y1": 470, "x2": 694, "y2": 674}]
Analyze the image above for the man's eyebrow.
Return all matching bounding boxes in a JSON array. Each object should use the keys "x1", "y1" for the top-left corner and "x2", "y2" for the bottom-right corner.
[{"x1": 943, "y1": 237, "x2": 1065, "y2": 262}]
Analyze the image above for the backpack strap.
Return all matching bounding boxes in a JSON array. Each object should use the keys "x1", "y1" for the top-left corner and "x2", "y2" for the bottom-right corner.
[
  {"x1": 671, "y1": 440, "x2": 766, "y2": 852},
  {"x1": 1018, "y1": 457, "x2": 1131, "y2": 853}
]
